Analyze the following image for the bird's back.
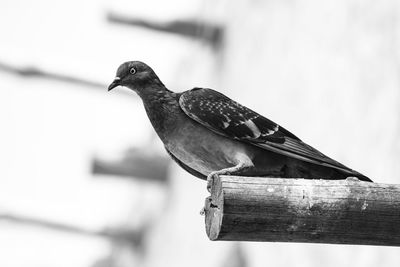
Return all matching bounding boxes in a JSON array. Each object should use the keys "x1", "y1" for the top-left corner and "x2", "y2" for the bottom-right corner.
[{"x1": 178, "y1": 88, "x2": 372, "y2": 182}]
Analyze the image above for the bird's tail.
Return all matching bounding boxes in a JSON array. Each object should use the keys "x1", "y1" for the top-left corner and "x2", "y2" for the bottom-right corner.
[{"x1": 346, "y1": 170, "x2": 373, "y2": 182}]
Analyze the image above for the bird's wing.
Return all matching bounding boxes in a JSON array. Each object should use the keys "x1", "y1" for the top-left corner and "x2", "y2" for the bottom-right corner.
[
  {"x1": 179, "y1": 88, "x2": 353, "y2": 173},
  {"x1": 165, "y1": 147, "x2": 206, "y2": 180}
]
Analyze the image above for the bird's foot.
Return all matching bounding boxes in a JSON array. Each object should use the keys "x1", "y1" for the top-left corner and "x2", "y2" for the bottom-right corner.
[
  {"x1": 206, "y1": 172, "x2": 221, "y2": 193},
  {"x1": 205, "y1": 163, "x2": 248, "y2": 192}
]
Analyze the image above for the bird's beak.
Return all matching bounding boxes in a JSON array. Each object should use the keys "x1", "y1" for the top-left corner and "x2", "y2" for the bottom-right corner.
[{"x1": 108, "y1": 77, "x2": 121, "y2": 91}]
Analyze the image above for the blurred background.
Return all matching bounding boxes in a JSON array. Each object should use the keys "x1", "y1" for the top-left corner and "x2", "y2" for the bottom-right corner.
[{"x1": 1, "y1": 0, "x2": 400, "y2": 266}]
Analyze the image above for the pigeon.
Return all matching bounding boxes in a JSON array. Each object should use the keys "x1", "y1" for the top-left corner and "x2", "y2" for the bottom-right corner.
[{"x1": 108, "y1": 61, "x2": 372, "y2": 188}]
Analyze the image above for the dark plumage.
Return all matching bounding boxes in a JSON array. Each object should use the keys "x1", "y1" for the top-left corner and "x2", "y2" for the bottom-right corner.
[{"x1": 108, "y1": 61, "x2": 372, "y2": 187}]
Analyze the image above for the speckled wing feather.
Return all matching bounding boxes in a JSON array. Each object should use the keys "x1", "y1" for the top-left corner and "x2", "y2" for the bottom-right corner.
[{"x1": 179, "y1": 88, "x2": 355, "y2": 174}]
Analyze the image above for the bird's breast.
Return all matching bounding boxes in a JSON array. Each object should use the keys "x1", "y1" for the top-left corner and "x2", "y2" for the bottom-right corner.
[{"x1": 164, "y1": 116, "x2": 254, "y2": 176}]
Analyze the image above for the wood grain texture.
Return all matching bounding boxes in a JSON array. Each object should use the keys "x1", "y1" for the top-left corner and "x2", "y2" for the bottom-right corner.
[{"x1": 204, "y1": 176, "x2": 400, "y2": 246}]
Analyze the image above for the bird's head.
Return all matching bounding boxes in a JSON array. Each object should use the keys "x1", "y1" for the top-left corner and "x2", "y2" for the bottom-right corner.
[{"x1": 108, "y1": 61, "x2": 163, "y2": 93}]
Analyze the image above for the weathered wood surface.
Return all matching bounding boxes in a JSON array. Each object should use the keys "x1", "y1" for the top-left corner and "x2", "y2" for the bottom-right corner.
[{"x1": 204, "y1": 176, "x2": 400, "y2": 246}]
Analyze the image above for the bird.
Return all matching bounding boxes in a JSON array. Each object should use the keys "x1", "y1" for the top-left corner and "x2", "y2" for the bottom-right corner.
[{"x1": 108, "y1": 61, "x2": 372, "y2": 189}]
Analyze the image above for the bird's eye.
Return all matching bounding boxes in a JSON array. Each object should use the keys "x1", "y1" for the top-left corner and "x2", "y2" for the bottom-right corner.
[{"x1": 129, "y1": 67, "x2": 136, "y2": 75}]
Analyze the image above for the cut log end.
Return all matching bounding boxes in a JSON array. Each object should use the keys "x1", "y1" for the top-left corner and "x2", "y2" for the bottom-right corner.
[{"x1": 205, "y1": 176, "x2": 224, "y2": 240}]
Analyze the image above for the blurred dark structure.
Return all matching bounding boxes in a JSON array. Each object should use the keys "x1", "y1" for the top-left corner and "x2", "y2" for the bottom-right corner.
[
  {"x1": 107, "y1": 12, "x2": 224, "y2": 49},
  {"x1": 222, "y1": 244, "x2": 247, "y2": 267},
  {"x1": 92, "y1": 147, "x2": 170, "y2": 182},
  {"x1": 0, "y1": 61, "x2": 106, "y2": 89},
  {"x1": 0, "y1": 213, "x2": 147, "y2": 249}
]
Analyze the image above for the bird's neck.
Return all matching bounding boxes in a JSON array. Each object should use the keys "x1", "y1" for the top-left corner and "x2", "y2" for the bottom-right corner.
[{"x1": 139, "y1": 86, "x2": 181, "y2": 142}]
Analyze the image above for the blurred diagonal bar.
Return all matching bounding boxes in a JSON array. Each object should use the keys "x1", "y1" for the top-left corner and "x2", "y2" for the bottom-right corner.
[
  {"x1": 107, "y1": 12, "x2": 224, "y2": 48},
  {"x1": 205, "y1": 176, "x2": 400, "y2": 246},
  {"x1": 92, "y1": 148, "x2": 170, "y2": 182},
  {"x1": 0, "y1": 213, "x2": 145, "y2": 247},
  {"x1": 0, "y1": 61, "x2": 106, "y2": 88}
]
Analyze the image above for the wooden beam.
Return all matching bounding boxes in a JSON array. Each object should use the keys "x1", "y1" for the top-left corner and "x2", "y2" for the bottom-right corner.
[
  {"x1": 0, "y1": 61, "x2": 105, "y2": 88},
  {"x1": 106, "y1": 12, "x2": 224, "y2": 48},
  {"x1": 0, "y1": 213, "x2": 146, "y2": 248},
  {"x1": 204, "y1": 175, "x2": 400, "y2": 246},
  {"x1": 0, "y1": 61, "x2": 131, "y2": 97},
  {"x1": 92, "y1": 154, "x2": 170, "y2": 182}
]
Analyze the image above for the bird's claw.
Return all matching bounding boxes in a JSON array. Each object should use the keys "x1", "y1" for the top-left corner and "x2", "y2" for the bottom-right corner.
[{"x1": 206, "y1": 172, "x2": 219, "y2": 193}]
